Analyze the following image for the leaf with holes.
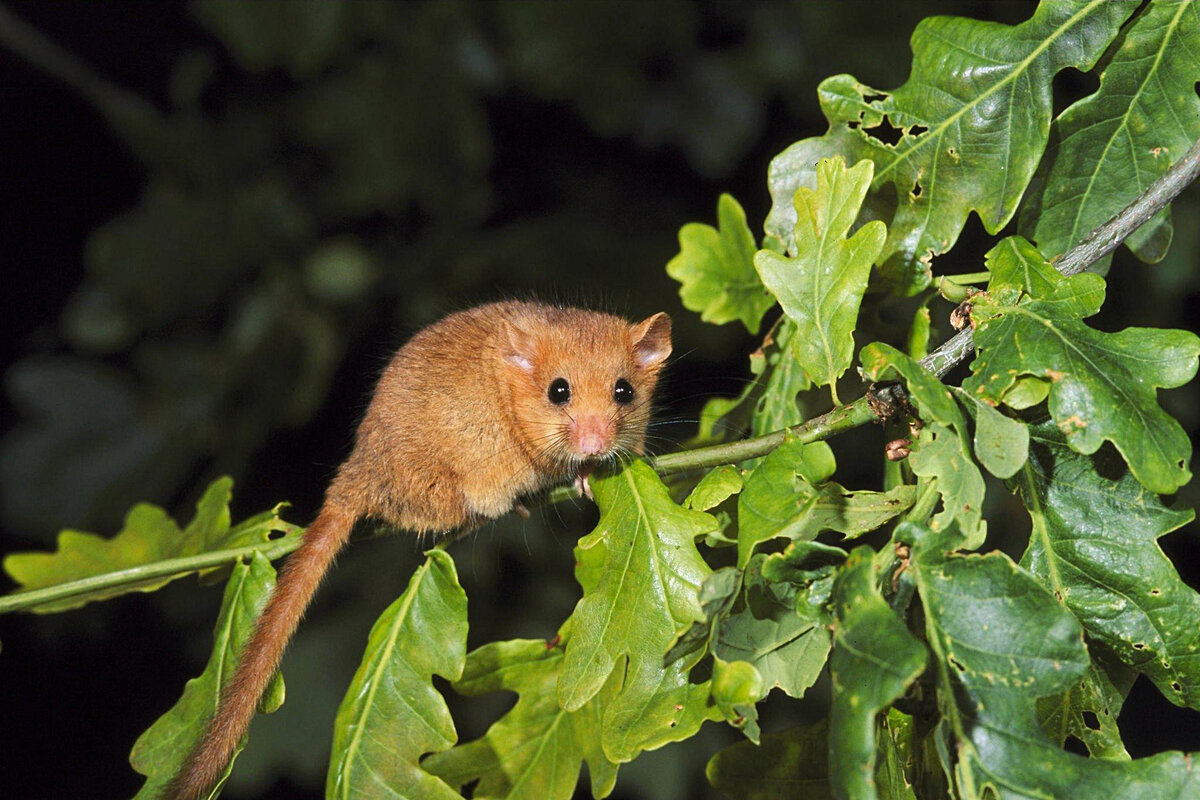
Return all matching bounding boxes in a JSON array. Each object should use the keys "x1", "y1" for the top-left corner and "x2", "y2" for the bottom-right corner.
[
  {"x1": 968, "y1": 246, "x2": 1200, "y2": 494},
  {"x1": 557, "y1": 460, "x2": 722, "y2": 761},
  {"x1": 768, "y1": 1, "x2": 1134, "y2": 294},
  {"x1": 1018, "y1": 416, "x2": 1200, "y2": 709},
  {"x1": 907, "y1": 521, "x2": 1200, "y2": 799},
  {"x1": 424, "y1": 639, "x2": 618, "y2": 800},
  {"x1": 2, "y1": 477, "x2": 300, "y2": 613},
  {"x1": 325, "y1": 549, "x2": 467, "y2": 800},
  {"x1": 1036, "y1": 653, "x2": 1136, "y2": 760},
  {"x1": 667, "y1": 193, "x2": 775, "y2": 334},
  {"x1": 754, "y1": 157, "x2": 886, "y2": 403},
  {"x1": 1021, "y1": 0, "x2": 1200, "y2": 267},
  {"x1": 130, "y1": 553, "x2": 283, "y2": 799}
]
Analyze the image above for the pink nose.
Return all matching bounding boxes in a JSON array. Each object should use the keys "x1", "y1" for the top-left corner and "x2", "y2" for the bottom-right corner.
[{"x1": 572, "y1": 417, "x2": 611, "y2": 456}]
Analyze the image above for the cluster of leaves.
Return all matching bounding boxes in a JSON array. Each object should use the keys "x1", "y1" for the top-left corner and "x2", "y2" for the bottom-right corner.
[{"x1": 3, "y1": 2, "x2": 1200, "y2": 799}]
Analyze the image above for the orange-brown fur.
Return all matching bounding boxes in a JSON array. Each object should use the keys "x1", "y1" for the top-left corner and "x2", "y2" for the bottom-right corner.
[{"x1": 167, "y1": 300, "x2": 671, "y2": 799}]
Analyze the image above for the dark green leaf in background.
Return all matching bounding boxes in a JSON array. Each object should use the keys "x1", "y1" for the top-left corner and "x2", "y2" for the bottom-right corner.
[
  {"x1": 326, "y1": 549, "x2": 467, "y2": 800},
  {"x1": 1018, "y1": 417, "x2": 1200, "y2": 709},
  {"x1": 908, "y1": 522, "x2": 1200, "y2": 799},
  {"x1": 706, "y1": 720, "x2": 834, "y2": 800},
  {"x1": 130, "y1": 552, "x2": 284, "y2": 799}
]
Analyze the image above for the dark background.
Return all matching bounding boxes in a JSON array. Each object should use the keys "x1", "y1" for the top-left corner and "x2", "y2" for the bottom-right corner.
[{"x1": 1, "y1": 2, "x2": 1197, "y2": 799}]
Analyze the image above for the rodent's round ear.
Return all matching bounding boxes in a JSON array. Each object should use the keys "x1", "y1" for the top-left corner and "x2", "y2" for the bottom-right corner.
[
  {"x1": 631, "y1": 312, "x2": 672, "y2": 368},
  {"x1": 501, "y1": 319, "x2": 536, "y2": 372}
]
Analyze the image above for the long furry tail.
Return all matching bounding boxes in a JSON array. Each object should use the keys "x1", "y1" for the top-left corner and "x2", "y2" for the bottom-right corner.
[{"x1": 165, "y1": 503, "x2": 355, "y2": 799}]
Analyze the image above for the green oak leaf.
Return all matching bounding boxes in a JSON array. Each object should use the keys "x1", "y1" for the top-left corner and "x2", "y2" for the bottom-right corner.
[
  {"x1": 736, "y1": 437, "x2": 835, "y2": 567},
  {"x1": 326, "y1": 549, "x2": 467, "y2": 800},
  {"x1": 769, "y1": 2, "x2": 1133, "y2": 294},
  {"x1": 906, "y1": 521, "x2": 1200, "y2": 798},
  {"x1": 1022, "y1": 0, "x2": 1200, "y2": 267},
  {"x1": 3, "y1": 477, "x2": 300, "y2": 613},
  {"x1": 861, "y1": 343, "x2": 986, "y2": 547},
  {"x1": 684, "y1": 465, "x2": 744, "y2": 512},
  {"x1": 828, "y1": 548, "x2": 926, "y2": 800},
  {"x1": 967, "y1": 242, "x2": 1200, "y2": 494},
  {"x1": 130, "y1": 552, "x2": 283, "y2": 799},
  {"x1": 704, "y1": 714, "x2": 920, "y2": 800},
  {"x1": 713, "y1": 559, "x2": 830, "y2": 701},
  {"x1": 666, "y1": 193, "x2": 774, "y2": 334},
  {"x1": 1036, "y1": 651, "x2": 1136, "y2": 760},
  {"x1": 954, "y1": 388, "x2": 1029, "y2": 480},
  {"x1": 1018, "y1": 416, "x2": 1200, "y2": 709},
  {"x1": 557, "y1": 460, "x2": 722, "y2": 761},
  {"x1": 754, "y1": 157, "x2": 886, "y2": 403},
  {"x1": 424, "y1": 639, "x2": 618, "y2": 800}
]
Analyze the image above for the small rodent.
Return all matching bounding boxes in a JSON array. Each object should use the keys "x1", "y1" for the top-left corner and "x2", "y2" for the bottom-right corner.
[{"x1": 168, "y1": 300, "x2": 673, "y2": 799}]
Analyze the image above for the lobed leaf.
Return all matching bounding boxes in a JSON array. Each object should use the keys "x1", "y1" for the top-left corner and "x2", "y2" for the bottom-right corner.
[
  {"x1": 1022, "y1": 0, "x2": 1200, "y2": 266},
  {"x1": 713, "y1": 556, "x2": 830, "y2": 701},
  {"x1": 736, "y1": 437, "x2": 834, "y2": 567},
  {"x1": 557, "y1": 460, "x2": 722, "y2": 762},
  {"x1": 907, "y1": 521, "x2": 1200, "y2": 798},
  {"x1": 2, "y1": 477, "x2": 300, "y2": 613},
  {"x1": 130, "y1": 552, "x2": 283, "y2": 799},
  {"x1": 1036, "y1": 653, "x2": 1136, "y2": 760},
  {"x1": 969, "y1": 238, "x2": 1200, "y2": 494},
  {"x1": 1018, "y1": 417, "x2": 1200, "y2": 709},
  {"x1": 768, "y1": 1, "x2": 1134, "y2": 293},
  {"x1": 666, "y1": 193, "x2": 775, "y2": 334},
  {"x1": 754, "y1": 157, "x2": 886, "y2": 401},
  {"x1": 326, "y1": 549, "x2": 467, "y2": 800},
  {"x1": 425, "y1": 639, "x2": 617, "y2": 800}
]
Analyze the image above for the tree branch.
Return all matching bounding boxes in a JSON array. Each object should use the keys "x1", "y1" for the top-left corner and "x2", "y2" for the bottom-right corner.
[
  {"x1": 6, "y1": 139, "x2": 1200, "y2": 616},
  {"x1": 648, "y1": 135, "x2": 1200, "y2": 477}
]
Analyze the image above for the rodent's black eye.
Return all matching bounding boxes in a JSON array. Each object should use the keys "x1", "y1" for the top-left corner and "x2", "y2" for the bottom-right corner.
[
  {"x1": 613, "y1": 378, "x2": 635, "y2": 406},
  {"x1": 548, "y1": 377, "x2": 571, "y2": 405}
]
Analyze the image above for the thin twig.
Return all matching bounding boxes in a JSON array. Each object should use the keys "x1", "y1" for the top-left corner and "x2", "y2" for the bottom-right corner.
[{"x1": 649, "y1": 135, "x2": 1200, "y2": 477}]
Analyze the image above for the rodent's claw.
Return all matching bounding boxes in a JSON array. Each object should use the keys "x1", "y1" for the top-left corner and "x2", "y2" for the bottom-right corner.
[
  {"x1": 512, "y1": 500, "x2": 531, "y2": 520},
  {"x1": 574, "y1": 472, "x2": 594, "y2": 500}
]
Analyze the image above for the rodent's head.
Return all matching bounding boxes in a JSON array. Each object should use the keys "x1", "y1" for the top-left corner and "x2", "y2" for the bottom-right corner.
[{"x1": 500, "y1": 308, "x2": 672, "y2": 470}]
